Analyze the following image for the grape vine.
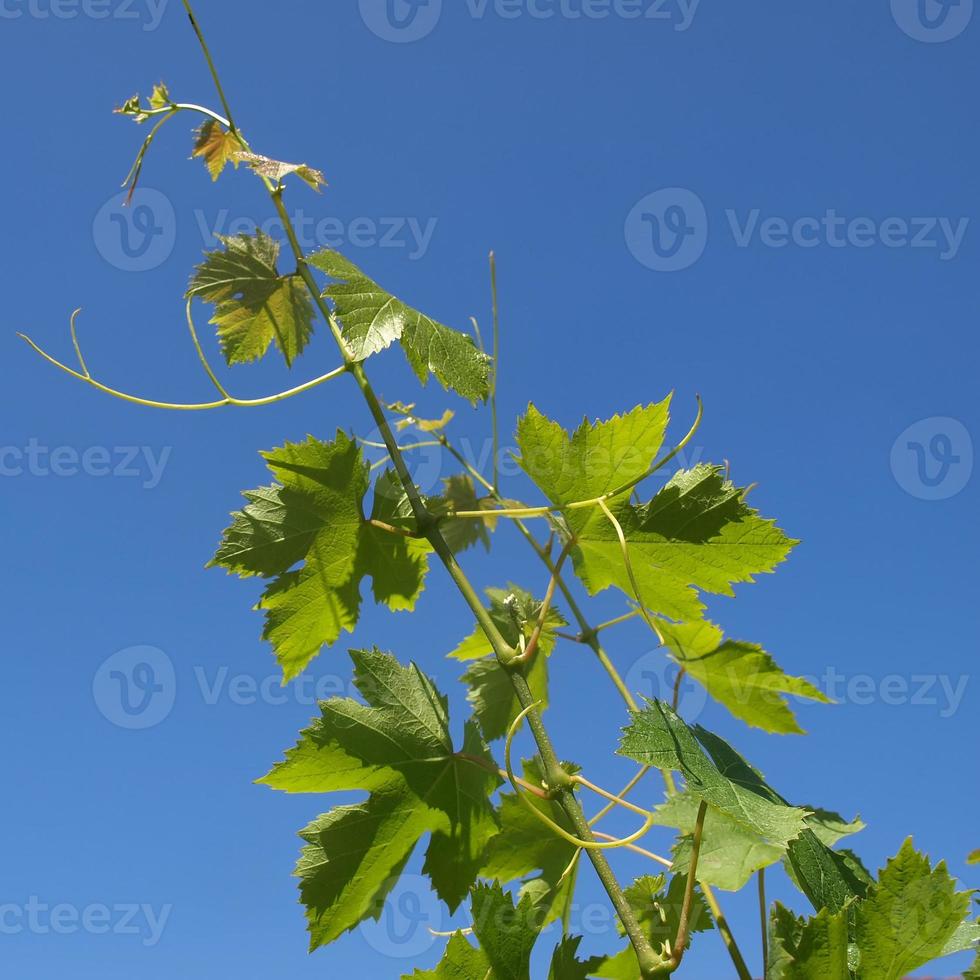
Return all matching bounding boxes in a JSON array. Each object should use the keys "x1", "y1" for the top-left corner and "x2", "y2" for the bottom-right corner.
[{"x1": 19, "y1": 4, "x2": 979, "y2": 977}]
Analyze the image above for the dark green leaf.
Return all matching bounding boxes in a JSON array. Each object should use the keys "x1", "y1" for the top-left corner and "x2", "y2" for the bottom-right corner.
[
  {"x1": 619, "y1": 701, "x2": 808, "y2": 846},
  {"x1": 471, "y1": 882, "x2": 541, "y2": 980}
]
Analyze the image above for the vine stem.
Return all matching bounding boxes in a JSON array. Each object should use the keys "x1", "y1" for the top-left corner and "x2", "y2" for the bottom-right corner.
[
  {"x1": 173, "y1": 4, "x2": 661, "y2": 974},
  {"x1": 759, "y1": 868, "x2": 769, "y2": 975}
]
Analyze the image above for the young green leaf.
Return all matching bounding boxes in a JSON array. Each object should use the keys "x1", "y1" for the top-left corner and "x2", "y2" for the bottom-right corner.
[
  {"x1": 470, "y1": 882, "x2": 541, "y2": 980},
  {"x1": 451, "y1": 586, "x2": 566, "y2": 741},
  {"x1": 854, "y1": 839, "x2": 973, "y2": 979},
  {"x1": 767, "y1": 902, "x2": 851, "y2": 980},
  {"x1": 148, "y1": 82, "x2": 171, "y2": 110},
  {"x1": 548, "y1": 935, "x2": 603, "y2": 980},
  {"x1": 450, "y1": 586, "x2": 567, "y2": 662},
  {"x1": 191, "y1": 118, "x2": 243, "y2": 181},
  {"x1": 404, "y1": 931, "x2": 491, "y2": 979},
  {"x1": 657, "y1": 619, "x2": 830, "y2": 735},
  {"x1": 307, "y1": 249, "x2": 492, "y2": 403},
  {"x1": 262, "y1": 650, "x2": 501, "y2": 944},
  {"x1": 187, "y1": 232, "x2": 315, "y2": 367},
  {"x1": 619, "y1": 700, "x2": 808, "y2": 846},
  {"x1": 517, "y1": 400, "x2": 672, "y2": 507},
  {"x1": 210, "y1": 435, "x2": 435, "y2": 680},
  {"x1": 595, "y1": 874, "x2": 714, "y2": 978}
]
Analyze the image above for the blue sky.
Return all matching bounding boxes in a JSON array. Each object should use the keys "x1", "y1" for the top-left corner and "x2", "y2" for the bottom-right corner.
[{"x1": 1, "y1": 1, "x2": 977, "y2": 976}]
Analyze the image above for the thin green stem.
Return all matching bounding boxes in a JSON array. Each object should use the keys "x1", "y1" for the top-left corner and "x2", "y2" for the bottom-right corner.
[
  {"x1": 702, "y1": 887, "x2": 753, "y2": 980},
  {"x1": 179, "y1": 0, "x2": 238, "y2": 133},
  {"x1": 18, "y1": 331, "x2": 346, "y2": 411},
  {"x1": 663, "y1": 801, "x2": 708, "y2": 974},
  {"x1": 510, "y1": 539, "x2": 574, "y2": 666},
  {"x1": 759, "y1": 869, "x2": 768, "y2": 976},
  {"x1": 590, "y1": 767, "x2": 652, "y2": 826},
  {"x1": 185, "y1": 299, "x2": 231, "y2": 398},
  {"x1": 594, "y1": 609, "x2": 644, "y2": 635},
  {"x1": 591, "y1": 832, "x2": 673, "y2": 868},
  {"x1": 69, "y1": 309, "x2": 90, "y2": 378},
  {"x1": 572, "y1": 775, "x2": 651, "y2": 819}
]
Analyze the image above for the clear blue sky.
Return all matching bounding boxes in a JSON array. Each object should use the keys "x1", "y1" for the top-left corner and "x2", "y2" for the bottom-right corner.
[{"x1": 2, "y1": 1, "x2": 977, "y2": 977}]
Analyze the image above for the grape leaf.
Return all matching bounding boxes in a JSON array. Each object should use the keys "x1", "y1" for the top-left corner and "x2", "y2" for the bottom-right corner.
[
  {"x1": 657, "y1": 619, "x2": 830, "y2": 735},
  {"x1": 191, "y1": 119, "x2": 244, "y2": 181},
  {"x1": 854, "y1": 839, "x2": 973, "y2": 979},
  {"x1": 595, "y1": 874, "x2": 713, "y2": 978},
  {"x1": 516, "y1": 400, "x2": 672, "y2": 508},
  {"x1": 619, "y1": 700, "x2": 808, "y2": 846},
  {"x1": 188, "y1": 232, "x2": 314, "y2": 367},
  {"x1": 404, "y1": 931, "x2": 491, "y2": 979},
  {"x1": 149, "y1": 82, "x2": 171, "y2": 110},
  {"x1": 689, "y1": 725, "x2": 868, "y2": 912},
  {"x1": 655, "y1": 790, "x2": 783, "y2": 891},
  {"x1": 471, "y1": 882, "x2": 541, "y2": 980},
  {"x1": 236, "y1": 151, "x2": 326, "y2": 191},
  {"x1": 452, "y1": 586, "x2": 567, "y2": 741},
  {"x1": 450, "y1": 586, "x2": 566, "y2": 662},
  {"x1": 768, "y1": 903, "x2": 850, "y2": 980},
  {"x1": 261, "y1": 650, "x2": 500, "y2": 945},
  {"x1": 549, "y1": 936, "x2": 603, "y2": 980},
  {"x1": 307, "y1": 249, "x2": 492, "y2": 403},
  {"x1": 516, "y1": 408, "x2": 796, "y2": 622},
  {"x1": 211, "y1": 435, "x2": 435, "y2": 680}
]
